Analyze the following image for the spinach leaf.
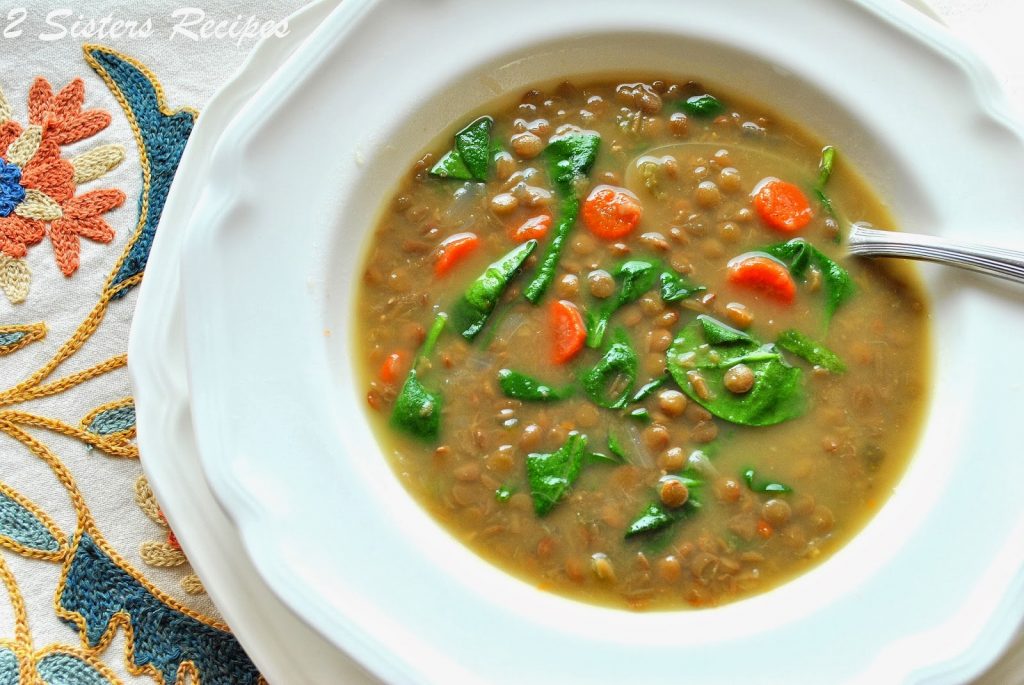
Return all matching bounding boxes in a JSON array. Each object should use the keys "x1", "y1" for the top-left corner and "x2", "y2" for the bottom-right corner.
[
  {"x1": 625, "y1": 502, "x2": 676, "y2": 537},
  {"x1": 659, "y1": 270, "x2": 706, "y2": 302},
  {"x1": 585, "y1": 451, "x2": 620, "y2": 466},
  {"x1": 816, "y1": 145, "x2": 836, "y2": 189},
  {"x1": 625, "y1": 473, "x2": 703, "y2": 538},
  {"x1": 430, "y1": 149, "x2": 472, "y2": 181},
  {"x1": 607, "y1": 431, "x2": 627, "y2": 461},
  {"x1": 666, "y1": 315, "x2": 804, "y2": 426},
  {"x1": 390, "y1": 313, "x2": 448, "y2": 439},
  {"x1": 451, "y1": 239, "x2": 537, "y2": 339},
  {"x1": 586, "y1": 259, "x2": 660, "y2": 348},
  {"x1": 526, "y1": 432, "x2": 587, "y2": 516},
  {"x1": 581, "y1": 330, "x2": 638, "y2": 409},
  {"x1": 523, "y1": 133, "x2": 601, "y2": 303},
  {"x1": 813, "y1": 145, "x2": 837, "y2": 217},
  {"x1": 495, "y1": 485, "x2": 514, "y2": 503},
  {"x1": 630, "y1": 373, "x2": 669, "y2": 403},
  {"x1": 699, "y1": 315, "x2": 753, "y2": 345},
  {"x1": 763, "y1": 238, "x2": 855, "y2": 322},
  {"x1": 430, "y1": 116, "x2": 494, "y2": 182},
  {"x1": 497, "y1": 368, "x2": 573, "y2": 401},
  {"x1": 742, "y1": 468, "x2": 793, "y2": 494},
  {"x1": 627, "y1": 407, "x2": 651, "y2": 422},
  {"x1": 776, "y1": 329, "x2": 846, "y2": 373},
  {"x1": 681, "y1": 93, "x2": 726, "y2": 118}
]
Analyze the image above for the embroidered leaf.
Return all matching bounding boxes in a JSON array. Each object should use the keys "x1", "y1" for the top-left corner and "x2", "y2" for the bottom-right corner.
[
  {"x1": 0, "y1": 647, "x2": 18, "y2": 685},
  {"x1": 84, "y1": 402, "x2": 135, "y2": 436},
  {"x1": 5, "y1": 125, "x2": 41, "y2": 168},
  {"x1": 0, "y1": 322, "x2": 45, "y2": 354},
  {"x1": 60, "y1": 533, "x2": 261, "y2": 685},
  {"x1": 14, "y1": 188, "x2": 62, "y2": 222},
  {"x1": 0, "y1": 487, "x2": 61, "y2": 553},
  {"x1": 71, "y1": 145, "x2": 125, "y2": 184},
  {"x1": 36, "y1": 652, "x2": 117, "y2": 685},
  {"x1": 0, "y1": 84, "x2": 11, "y2": 123},
  {"x1": 85, "y1": 47, "x2": 196, "y2": 296},
  {"x1": 0, "y1": 255, "x2": 30, "y2": 304}
]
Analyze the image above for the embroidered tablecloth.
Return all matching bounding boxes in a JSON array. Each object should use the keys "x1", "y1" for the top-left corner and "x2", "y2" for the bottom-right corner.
[
  {"x1": 0, "y1": 4, "x2": 303, "y2": 683},
  {"x1": 0, "y1": 2, "x2": 1021, "y2": 685}
]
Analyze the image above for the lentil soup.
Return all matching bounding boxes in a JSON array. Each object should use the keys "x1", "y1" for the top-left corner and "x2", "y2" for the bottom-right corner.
[{"x1": 357, "y1": 79, "x2": 929, "y2": 610}]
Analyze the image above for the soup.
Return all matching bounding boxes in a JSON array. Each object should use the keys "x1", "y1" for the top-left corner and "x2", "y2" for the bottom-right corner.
[{"x1": 356, "y1": 79, "x2": 929, "y2": 609}]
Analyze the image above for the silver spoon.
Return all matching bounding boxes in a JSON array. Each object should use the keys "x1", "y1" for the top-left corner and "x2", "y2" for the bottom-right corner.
[{"x1": 848, "y1": 222, "x2": 1024, "y2": 284}]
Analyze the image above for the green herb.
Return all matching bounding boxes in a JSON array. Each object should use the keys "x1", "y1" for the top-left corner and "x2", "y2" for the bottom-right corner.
[
  {"x1": 813, "y1": 145, "x2": 837, "y2": 217},
  {"x1": 523, "y1": 133, "x2": 601, "y2": 303},
  {"x1": 625, "y1": 474, "x2": 703, "y2": 538},
  {"x1": 630, "y1": 374, "x2": 669, "y2": 403},
  {"x1": 430, "y1": 116, "x2": 494, "y2": 181},
  {"x1": 776, "y1": 329, "x2": 846, "y2": 373},
  {"x1": 741, "y1": 468, "x2": 793, "y2": 494},
  {"x1": 390, "y1": 313, "x2": 448, "y2": 439},
  {"x1": 625, "y1": 502, "x2": 676, "y2": 537},
  {"x1": 659, "y1": 270, "x2": 706, "y2": 302},
  {"x1": 681, "y1": 94, "x2": 725, "y2": 118},
  {"x1": 581, "y1": 330, "x2": 638, "y2": 409},
  {"x1": 451, "y1": 239, "x2": 537, "y2": 339},
  {"x1": 586, "y1": 259, "x2": 660, "y2": 348},
  {"x1": 627, "y1": 407, "x2": 651, "y2": 422},
  {"x1": 666, "y1": 315, "x2": 804, "y2": 426},
  {"x1": 497, "y1": 368, "x2": 573, "y2": 401},
  {"x1": 585, "y1": 451, "x2": 621, "y2": 466},
  {"x1": 607, "y1": 431, "x2": 626, "y2": 461},
  {"x1": 526, "y1": 432, "x2": 587, "y2": 516},
  {"x1": 816, "y1": 145, "x2": 836, "y2": 188},
  {"x1": 495, "y1": 485, "x2": 514, "y2": 503},
  {"x1": 763, "y1": 238, "x2": 855, "y2": 322},
  {"x1": 430, "y1": 149, "x2": 472, "y2": 181},
  {"x1": 699, "y1": 316, "x2": 754, "y2": 345}
]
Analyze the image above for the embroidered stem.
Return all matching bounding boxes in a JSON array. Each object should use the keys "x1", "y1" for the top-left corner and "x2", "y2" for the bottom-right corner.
[
  {"x1": 0, "y1": 410, "x2": 137, "y2": 458},
  {"x1": 11, "y1": 354, "x2": 127, "y2": 406},
  {"x1": 0, "y1": 554, "x2": 31, "y2": 650}
]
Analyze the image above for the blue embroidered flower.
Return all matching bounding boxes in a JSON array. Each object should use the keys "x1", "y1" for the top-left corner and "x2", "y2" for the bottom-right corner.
[{"x1": 0, "y1": 158, "x2": 25, "y2": 217}]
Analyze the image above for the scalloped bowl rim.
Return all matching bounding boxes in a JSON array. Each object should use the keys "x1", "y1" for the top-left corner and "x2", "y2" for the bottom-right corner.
[{"x1": 179, "y1": 1, "x2": 1024, "y2": 683}]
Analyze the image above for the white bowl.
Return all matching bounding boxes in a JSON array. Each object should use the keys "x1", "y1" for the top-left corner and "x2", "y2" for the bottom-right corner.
[{"x1": 180, "y1": 0, "x2": 1024, "y2": 682}]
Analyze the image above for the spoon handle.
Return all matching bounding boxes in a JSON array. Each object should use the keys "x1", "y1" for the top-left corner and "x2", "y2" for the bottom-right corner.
[{"x1": 848, "y1": 223, "x2": 1024, "y2": 285}]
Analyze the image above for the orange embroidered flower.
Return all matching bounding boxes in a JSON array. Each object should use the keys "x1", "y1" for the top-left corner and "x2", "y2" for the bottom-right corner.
[{"x1": 0, "y1": 77, "x2": 124, "y2": 281}]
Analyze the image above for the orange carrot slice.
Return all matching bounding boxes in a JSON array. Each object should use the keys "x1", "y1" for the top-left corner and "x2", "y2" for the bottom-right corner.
[
  {"x1": 550, "y1": 299, "x2": 586, "y2": 364},
  {"x1": 509, "y1": 214, "x2": 552, "y2": 243},
  {"x1": 727, "y1": 254, "x2": 796, "y2": 304},
  {"x1": 582, "y1": 185, "x2": 643, "y2": 239},
  {"x1": 752, "y1": 178, "x2": 813, "y2": 232},
  {"x1": 434, "y1": 232, "x2": 480, "y2": 276},
  {"x1": 378, "y1": 350, "x2": 408, "y2": 383}
]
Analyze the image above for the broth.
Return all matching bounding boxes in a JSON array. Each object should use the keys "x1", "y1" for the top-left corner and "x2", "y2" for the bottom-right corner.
[{"x1": 356, "y1": 79, "x2": 929, "y2": 609}]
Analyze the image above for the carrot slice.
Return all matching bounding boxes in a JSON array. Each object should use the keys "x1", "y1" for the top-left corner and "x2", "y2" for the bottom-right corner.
[
  {"x1": 378, "y1": 350, "x2": 408, "y2": 383},
  {"x1": 756, "y1": 519, "x2": 774, "y2": 539},
  {"x1": 582, "y1": 185, "x2": 643, "y2": 239},
  {"x1": 727, "y1": 254, "x2": 796, "y2": 304},
  {"x1": 434, "y1": 232, "x2": 480, "y2": 276},
  {"x1": 752, "y1": 178, "x2": 813, "y2": 232},
  {"x1": 550, "y1": 299, "x2": 586, "y2": 364},
  {"x1": 508, "y1": 214, "x2": 552, "y2": 243}
]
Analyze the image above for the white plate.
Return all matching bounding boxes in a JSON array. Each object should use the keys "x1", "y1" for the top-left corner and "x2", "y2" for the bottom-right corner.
[
  {"x1": 128, "y1": 2, "x2": 379, "y2": 682},
  {"x1": 176, "y1": 0, "x2": 1024, "y2": 683}
]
